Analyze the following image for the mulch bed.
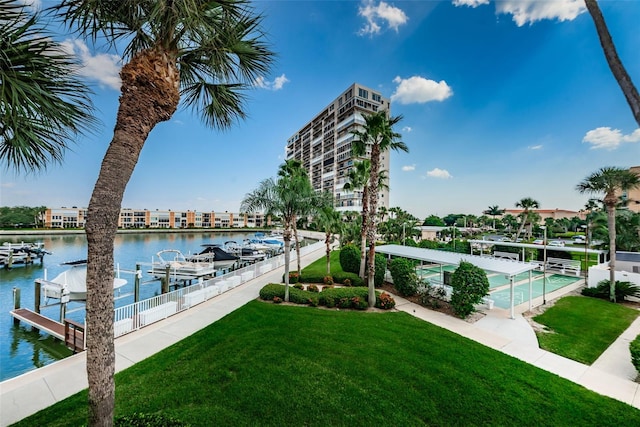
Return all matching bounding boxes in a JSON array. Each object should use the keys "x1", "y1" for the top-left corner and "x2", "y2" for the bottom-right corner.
[{"x1": 377, "y1": 282, "x2": 486, "y2": 323}]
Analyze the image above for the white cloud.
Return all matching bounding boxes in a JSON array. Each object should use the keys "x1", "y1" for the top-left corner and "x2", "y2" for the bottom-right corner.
[
  {"x1": 255, "y1": 74, "x2": 289, "y2": 91},
  {"x1": 528, "y1": 144, "x2": 543, "y2": 150},
  {"x1": 61, "y1": 39, "x2": 121, "y2": 90},
  {"x1": 18, "y1": 0, "x2": 41, "y2": 11},
  {"x1": 391, "y1": 76, "x2": 453, "y2": 104},
  {"x1": 452, "y1": 0, "x2": 489, "y2": 7},
  {"x1": 426, "y1": 168, "x2": 452, "y2": 179},
  {"x1": 402, "y1": 164, "x2": 416, "y2": 172},
  {"x1": 497, "y1": 0, "x2": 586, "y2": 27},
  {"x1": 358, "y1": 0, "x2": 408, "y2": 36},
  {"x1": 402, "y1": 126, "x2": 412, "y2": 133},
  {"x1": 583, "y1": 127, "x2": 640, "y2": 150}
]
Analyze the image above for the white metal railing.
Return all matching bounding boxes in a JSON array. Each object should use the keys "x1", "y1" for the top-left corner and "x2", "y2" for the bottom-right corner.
[{"x1": 113, "y1": 240, "x2": 324, "y2": 338}]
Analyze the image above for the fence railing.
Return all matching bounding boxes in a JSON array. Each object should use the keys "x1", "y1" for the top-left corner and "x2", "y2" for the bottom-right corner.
[{"x1": 112, "y1": 240, "x2": 325, "y2": 338}]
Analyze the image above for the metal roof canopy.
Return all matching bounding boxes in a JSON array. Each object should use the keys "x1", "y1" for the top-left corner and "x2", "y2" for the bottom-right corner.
[
  {"x1": 375, "y1": 244, "x2": 538, "y2": 276},
  {"x1": 467, "y1": 240, "x2": 607, "y2": 256}
]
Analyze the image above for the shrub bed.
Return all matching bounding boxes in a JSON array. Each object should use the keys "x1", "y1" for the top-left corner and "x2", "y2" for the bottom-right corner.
[
  {"x1": 300, "y1": 272, "x2": 364, "y2": 287},
  {"x1": 259, "y1": 284, "x2": 394, "y2": 310},
  {"x1": 581, "y1": 280, "x2": 640, "y2": 301}
]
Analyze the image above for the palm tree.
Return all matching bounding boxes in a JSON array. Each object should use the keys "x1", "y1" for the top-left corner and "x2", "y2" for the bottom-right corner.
[
  {"x1": 278, "y1": 159, "x2": 315, "y2": 275},
  {"x1": 315, "y1": 204, "x2": 343, "y2": 274},
  {"x1": 52, "y1": 2, "x2": 273, "y2": 424},
  {"x1": 577, "y1": 166, "x2": 640, "y2": 302},
  {"x1": 483, "y1": 205, "x2": 505, "y2": 230},
  {"x1": 352, "y1": 111, "x2": 407, "y2": 307},
  {"x1": 501, "y1": 214, "x2": 518, "y2": 233},
  {"x1": 0, "y1": 0, "x2": 95, "y2": 172},
  {"x1": 585, "y1": 0, "x2": 640, "y2": 127},
  {"x1": 343, "y1": 159, "x2": 388, "y2": 279},
  {"x1": 514, "y1": 197, "x2": 540, "y2": 240},
  {"x1": 242, "y1": 162, "x2": 319, "y2": 301}
]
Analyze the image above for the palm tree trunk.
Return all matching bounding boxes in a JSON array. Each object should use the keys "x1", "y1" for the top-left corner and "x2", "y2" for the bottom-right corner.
[
  {"x1": 85, "y1": 49, "x2": 179, "y2": 426},
  {"x1": 325, "y1": 230, "x2": 331, "y2": 275},
  {"x1": 366, "y1": 144, "x2": 381, "y2": 308},
  {"x1": 283, "y1": 221, "x2": 292, "y2": 302},
  {"x1": 292, "y1": 216, "x2": 302, "y2": 275},
  {"x1": 606, "y1": 201, "x2": 617, "y2": 302},
  {"x1": 359, "y1": 186, "x2": 369, "y2": 279},
  {"x1": 515, "y1": 211, "x2": 527, "y2": 240},
  {"x1": 585, "y1": 0, "x2": 640, "y2": 127}
]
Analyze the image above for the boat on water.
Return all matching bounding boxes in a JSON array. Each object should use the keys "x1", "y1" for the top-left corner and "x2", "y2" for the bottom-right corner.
[
  {"x1": 37, "y1": 260, "x2": 127, "y2": 301},
  {"x1": 185, "y1": 244, "x2": 239, "y2": 269},
  {"x1": 251, "y1": 232, "x2": 284, "y2": 252},
  {"x1": 224, "y1": 241, "x2": 267, "y2": 263},
  {"x1": 0, "y1": 241, "x2": 50, "y2": 267},
  {"x1": 149, "y1": 249, "x2": 219, "y2": 280}
]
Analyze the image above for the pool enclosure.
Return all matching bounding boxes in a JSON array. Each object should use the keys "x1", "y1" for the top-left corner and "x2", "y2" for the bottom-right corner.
[{"x1": 376, "y1": 244, "x2": 559, "y2": 319}]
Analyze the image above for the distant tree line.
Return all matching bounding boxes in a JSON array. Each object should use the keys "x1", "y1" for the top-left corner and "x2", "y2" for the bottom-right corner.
[{"x1": 0, "y1": 206, "x2": 46, "y2": 228}]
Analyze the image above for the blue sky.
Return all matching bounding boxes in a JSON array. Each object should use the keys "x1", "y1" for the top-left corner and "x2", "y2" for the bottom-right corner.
[{"x1": 2, "y1": 0, "x2": 639, "y2": 219}]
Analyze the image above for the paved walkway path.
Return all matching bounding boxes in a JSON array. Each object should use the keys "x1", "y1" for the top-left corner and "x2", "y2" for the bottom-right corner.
[{"x1": 2, "y1": 248, "x2": 640, "y2": 425}]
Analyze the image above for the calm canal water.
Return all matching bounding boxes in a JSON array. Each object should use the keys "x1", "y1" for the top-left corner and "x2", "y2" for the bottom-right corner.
[{"x1": 0, "y1": 231, "x2": 263, "y2": 382}]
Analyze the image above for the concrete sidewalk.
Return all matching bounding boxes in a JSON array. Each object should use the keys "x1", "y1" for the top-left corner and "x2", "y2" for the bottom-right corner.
[{"x1": 3, "y1": 249, "x2": 640, "y2": 424}]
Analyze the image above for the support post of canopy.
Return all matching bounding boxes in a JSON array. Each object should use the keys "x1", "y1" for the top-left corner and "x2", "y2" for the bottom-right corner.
[
  {"x1": 509, "y1": 275, "x2": 515, "y2": 320},
  {"x1": 528, "y1": 270, "x2": 533, "y2": 312}
]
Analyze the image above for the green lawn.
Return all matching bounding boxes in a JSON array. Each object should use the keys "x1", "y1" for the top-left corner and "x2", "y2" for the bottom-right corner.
[
  {"x1": 534, "y1": 296, "x2": 640, "y2": 364},
  {"x1": 17, "y1": 301, "x2": 640, "y2": 426},
  {"x1": 301, "y1": 249, "x2": 342, "y2": 276}
]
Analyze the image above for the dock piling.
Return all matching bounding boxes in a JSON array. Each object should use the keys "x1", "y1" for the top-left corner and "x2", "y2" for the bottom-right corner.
[
  {"x1": 135, "y1": 263, "x2": 141, "y2": 302},
  {"x1": 12, "y1": 287, "x2": 21, "y2": 324}
]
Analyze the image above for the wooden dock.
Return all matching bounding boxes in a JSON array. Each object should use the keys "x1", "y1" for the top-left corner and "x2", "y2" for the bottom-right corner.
[{"x1": 10, "y1": 308, "x2": 85, "y2": 353}]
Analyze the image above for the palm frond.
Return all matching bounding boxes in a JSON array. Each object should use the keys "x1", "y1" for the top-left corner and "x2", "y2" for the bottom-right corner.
[{"x1": 1, "y1": 0, "x2": 97, "y2": 173}]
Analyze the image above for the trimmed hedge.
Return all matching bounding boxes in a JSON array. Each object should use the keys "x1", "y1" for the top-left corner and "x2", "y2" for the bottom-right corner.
[
  {"x1": 374, "y1": 253, "x2": 386, "y2": 287},
  {"x1": 631, "y1": 335, "x2": 640, "y2": 374},
  {"x1": 389, "y1": 257, "x2": 419, "y2": 297},
  {"x1": 299, "y1": 272, "x2": 364, "y2": 287},
  {"x1": 319, "y1": 287, "x2": 369, "y2": 309},
  {"x1": 450, "y1": 261, "x2": 490, "y2": 319},
  {"x1": 259, "y1": 284, "x2": 394, "y2": 310},
  {"x1": 339, "y1": 244, "x2": 361, "y2": 274}
]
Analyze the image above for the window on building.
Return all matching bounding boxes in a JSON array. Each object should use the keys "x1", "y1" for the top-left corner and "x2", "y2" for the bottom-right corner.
[
  {"x1": 372, "y1": 93, "x2": 381, "y2": 102},
  {"x1": 358, "y1": 88, "x2": 368, "y2": 99}
]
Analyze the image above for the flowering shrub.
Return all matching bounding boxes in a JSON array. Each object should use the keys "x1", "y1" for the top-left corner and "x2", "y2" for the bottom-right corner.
[
  {"x1": 293, "y1": 283, "x2": 303, "y2": 290},
  {"x1": 289, "y1": 272, "x2": 300, "y2": 284},
  {"x1": 343, "y1": 278, "x2": 352, "y2": 286},
  {"x1": 375, "y1": 292, "x2": 396, "y2": 310},
  {"x1": 307, "y1": 284, "x2": 319, "y2": 293},
  {"x1": 273, "y1": 296, "x2": 283, "y2": 304},
  {"x1": 323, "y1": 275, "x2": 334, "y2": 285}
]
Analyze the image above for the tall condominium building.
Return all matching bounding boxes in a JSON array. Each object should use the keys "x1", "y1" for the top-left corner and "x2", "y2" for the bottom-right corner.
[{"x1": 285, "y1": 83, "x2": 390, "y2": 211}]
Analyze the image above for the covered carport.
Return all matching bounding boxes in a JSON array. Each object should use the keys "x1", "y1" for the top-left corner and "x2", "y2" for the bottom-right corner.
[
  {"x1": 375, "y1": 244, "x2": 539, "y2": 319},
  {"x1": 467, "y1": 240, "x2": 608, "y2": 264}
]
